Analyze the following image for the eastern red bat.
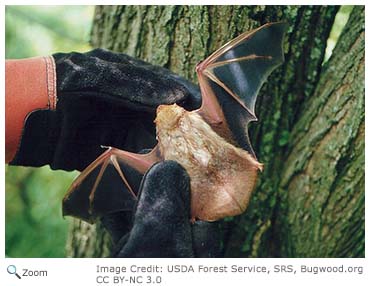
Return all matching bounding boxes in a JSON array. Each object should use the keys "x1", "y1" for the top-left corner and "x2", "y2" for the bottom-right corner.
[{"x1": 63, "y1": 22, "x2": 287, "y2": 223}]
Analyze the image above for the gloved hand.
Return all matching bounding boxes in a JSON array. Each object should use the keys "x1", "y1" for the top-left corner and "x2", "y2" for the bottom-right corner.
[
  {"x1": 101, "y1": 161, "x2": 222, "y2": 258},
  {"x1": 6, "y1": 49, "x2": 201, "y2": 171}
]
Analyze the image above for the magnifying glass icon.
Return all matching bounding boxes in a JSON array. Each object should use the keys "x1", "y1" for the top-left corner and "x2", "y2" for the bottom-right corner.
[{"x1": 7, "y1": 265, "x2": 21, "y2": 279}]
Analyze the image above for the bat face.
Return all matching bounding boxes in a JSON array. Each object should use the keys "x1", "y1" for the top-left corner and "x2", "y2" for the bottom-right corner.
[
  {"x1": 63, "y1": 22, "x2": 287, "y2": 223},
  {"x1": 155, "y1": 104, "x2": 263, "y2": 221}
]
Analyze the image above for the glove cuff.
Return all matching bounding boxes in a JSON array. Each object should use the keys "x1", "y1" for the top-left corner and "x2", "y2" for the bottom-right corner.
[{"x1": 6, "y1": 56, "x2": 57, "y2": 162}]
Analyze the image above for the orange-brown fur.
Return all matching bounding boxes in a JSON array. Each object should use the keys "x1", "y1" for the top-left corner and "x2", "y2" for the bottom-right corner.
[{"x1": 155, "y1": 104, "x2": 263, "y2": 221}]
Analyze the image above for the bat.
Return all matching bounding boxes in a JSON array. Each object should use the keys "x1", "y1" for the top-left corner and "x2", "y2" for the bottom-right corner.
[{"x1": 63, "y1": 22, "x2": 287, "y2": 224}]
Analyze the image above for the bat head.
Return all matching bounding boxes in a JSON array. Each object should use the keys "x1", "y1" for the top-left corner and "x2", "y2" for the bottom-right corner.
[{"x1": 154, "y1": 104, "x2": 185, "y2": 131}]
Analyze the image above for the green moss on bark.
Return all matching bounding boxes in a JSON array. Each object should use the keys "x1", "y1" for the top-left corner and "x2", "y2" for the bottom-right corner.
[{"x1": 278, "y1": 6, "x2": 364, "y2": 257}]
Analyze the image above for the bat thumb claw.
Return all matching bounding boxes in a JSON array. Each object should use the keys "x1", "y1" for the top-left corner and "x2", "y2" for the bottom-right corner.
[
  {"x1": 100, "y1": 145, "x2": 112, "y2": 150},
  {"x1": 257, "y1": 163, "x2": 264, "y2": 172}
]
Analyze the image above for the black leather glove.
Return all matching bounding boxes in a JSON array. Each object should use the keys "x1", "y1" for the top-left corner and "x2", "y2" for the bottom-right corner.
[
  {"x1": 10, "y1": 49, "x2": 200, "y2": 171},
  {"x1": 102, "y1": 161, "x2": 222, "y2": 258}
]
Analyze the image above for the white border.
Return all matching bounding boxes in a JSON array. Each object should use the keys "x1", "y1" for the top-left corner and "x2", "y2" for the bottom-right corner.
[{"x1": 1, "y1": 1, "x2": 369, "y2": 285}]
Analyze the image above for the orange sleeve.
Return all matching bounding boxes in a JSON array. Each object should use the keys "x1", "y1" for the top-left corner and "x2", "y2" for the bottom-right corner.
[{"x1": 5, "y1": 56, "x2": 57, "y2": 163}]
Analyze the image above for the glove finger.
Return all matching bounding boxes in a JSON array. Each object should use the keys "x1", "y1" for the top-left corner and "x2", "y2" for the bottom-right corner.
[
  {"x1": 85, "y1": 49, "x2": 202, "y2": 111},
  {"x1": 116, "y1": 160, "x2": 194, "y2": 258},
  {"x1": 192, "y1": 221, "x2": 222, "y2": 258},
  {"x1": 100, "y1": 147, "x2": 154, "y2": 246},
  {"x1": 100, "y1": 211, "x2": 133, "y2": 244},
  {"x1": 54, "y1": 51, "x2": 194, "y2": 111}
]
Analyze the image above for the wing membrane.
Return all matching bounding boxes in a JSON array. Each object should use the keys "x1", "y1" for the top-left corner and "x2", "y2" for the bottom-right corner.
[
  {"x1": 63, "y1": 147, "x2": 161, "y2": 223},
  {"x1": 196, "y1": 22, "x2": 287, "y2": 154},
  {"x1": 199, "y1": 22, "x2": 287, "y2": 118},
  {"x1": 210, "y1": 56, "x2": 279, "y2": 116}
]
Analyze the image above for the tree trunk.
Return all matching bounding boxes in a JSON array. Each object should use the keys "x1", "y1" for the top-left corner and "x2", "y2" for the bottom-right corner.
[{"x1": 66, "y1": 5, "x2": 364, "y2": 258}]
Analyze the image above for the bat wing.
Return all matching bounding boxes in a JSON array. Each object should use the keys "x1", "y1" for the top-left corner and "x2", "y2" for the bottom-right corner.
[
  {"x1": 196, "y1": 22, "x2": 287, "y2": 156},
  {"x1": 63, "y1": 23, "x2": 287, "y2": 223},
  {"x1": 63, "y1": 147, "x2": 161, "y2": 223}
]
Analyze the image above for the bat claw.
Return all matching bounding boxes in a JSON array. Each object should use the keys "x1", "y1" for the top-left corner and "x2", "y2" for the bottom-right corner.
[
  {"x1": 258, "y1": 163, "x2": 264, "y2": 172},
  {"x1": 100, "y1": 145, "x2": 112, "y2": 150}
]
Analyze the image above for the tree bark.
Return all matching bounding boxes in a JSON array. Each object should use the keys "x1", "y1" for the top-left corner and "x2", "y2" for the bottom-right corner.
[{"x1": 66, "y1": 5, "x2": 364, "y2": 258}]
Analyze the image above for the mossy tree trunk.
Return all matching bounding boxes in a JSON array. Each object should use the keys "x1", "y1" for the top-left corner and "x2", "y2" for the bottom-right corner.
[{"x1": 66, "y1": 5, "x2": 364, "y2": 258}]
